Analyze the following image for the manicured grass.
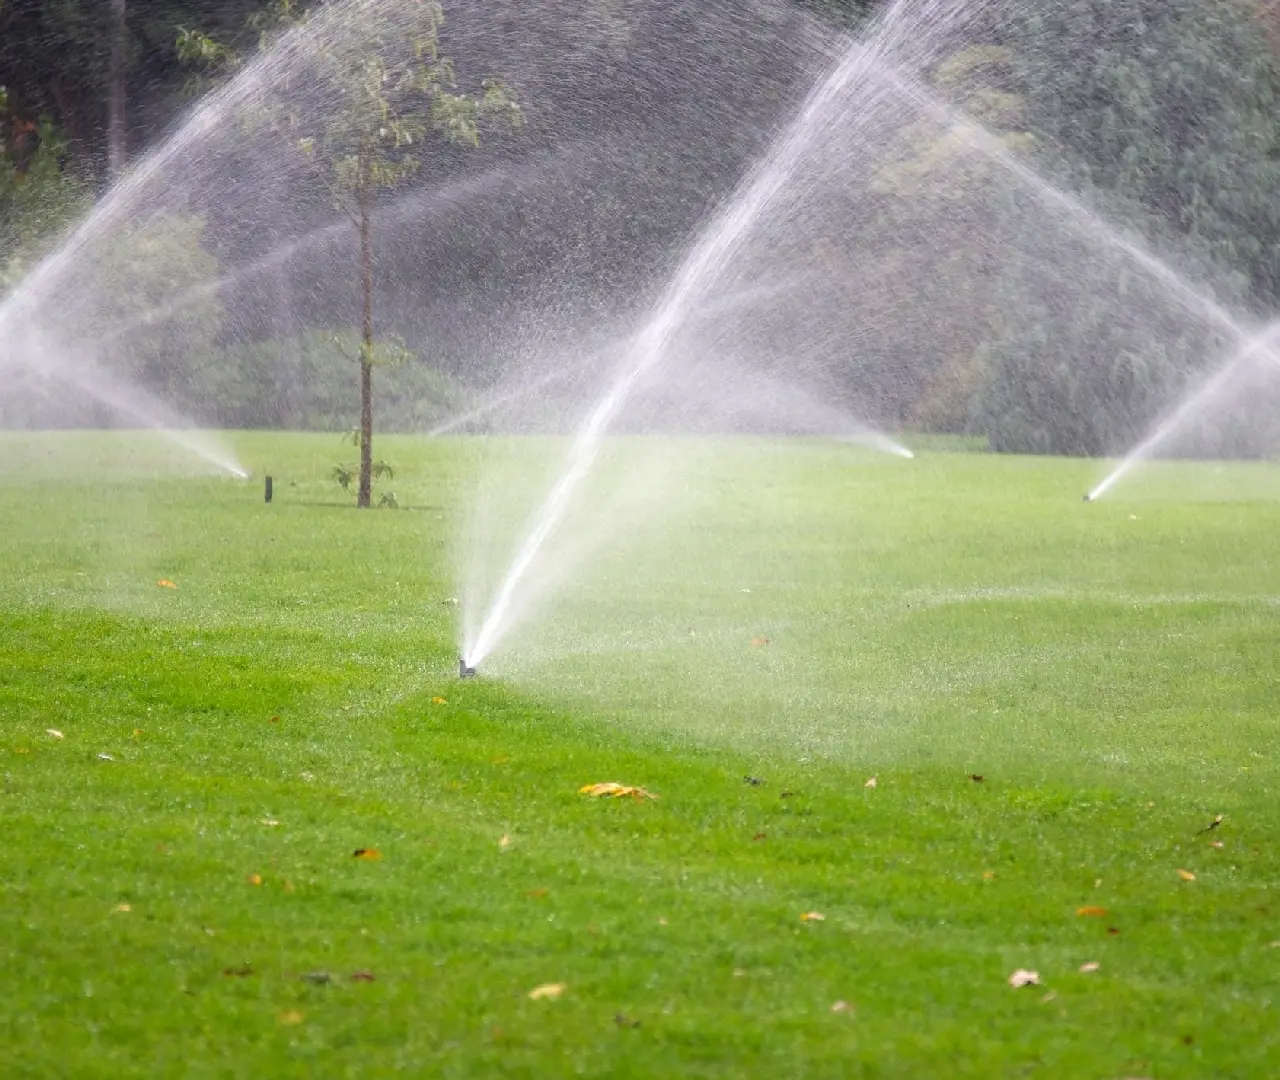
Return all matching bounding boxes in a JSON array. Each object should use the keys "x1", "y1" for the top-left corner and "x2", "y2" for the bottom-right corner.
[{"x1": 1, "y1": 430, "x2": 1277, "y2": 1078}]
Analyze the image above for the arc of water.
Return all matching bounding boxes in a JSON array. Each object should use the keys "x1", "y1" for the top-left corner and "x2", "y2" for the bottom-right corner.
[
  {"x1": 1086, "y1": 322, "x2": 1280, "y2": 501},
  {"x1": 462, "y1": 1, "x2": 946, "y2": 669}
]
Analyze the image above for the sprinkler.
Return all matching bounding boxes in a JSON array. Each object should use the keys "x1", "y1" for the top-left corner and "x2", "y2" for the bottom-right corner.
[
  {"x1": 459, "y1": 658, "x2": 477, "y2": 679},
  {"x1": 1082, "y1": 493, "x2": 1093, "y2": 502}
]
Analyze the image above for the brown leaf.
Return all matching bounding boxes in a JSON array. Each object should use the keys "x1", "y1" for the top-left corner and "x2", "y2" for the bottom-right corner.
[
  {"x1": 968, "y1": 774, "x2": 984, "y2": 783},
  {"x1": 247, "y1": 873, "x2": 263, "y2": 886},
  {"x1": 1076, "y1": 906, "x2": 1108, "y2": 918},
  {"x1": 750, "y1": 637, "x2": 770, "y2": 647},
  {"x1": 222, "y1": 964, "x2": 253, "y2": 977},
  {"x1": 157, "y1": 579, "x2": 178, "y2": 590},
  {"x1": 1177, "y1": 869, "x2": 1196, "y2": 882},
  {"x1": 800, "y1": 911, "x2": 825, "y2": 922},
  {"x1": 1209, "y1": 840, "x2": 1224, "y2": 849},
  {"x1": 353, "y1": 848, "x2": 381, "y2": 860},
  {"x1": 277, "y1": 1010, "x2": 305, "y2": 1025},
  {"x1": 1107, "y1": 927, "x2": 1121, "y2": 936},
  {"x1": 1008, "y1": 969, "x2": 1040, "y2": 988},
  {"x1": 579, "y1": 782, "x2": 658, "y2": 801},
  {"x1": 528, "y1": 983, "x2": 565, "y2": 1001},
  {"x1": 982, "y1": 870, "x2": 996, "y2": 881},
  {"x1": 350, "y1": 971, "x2": 376, "y2": 982},
  {"x1": 526, "y1": 888, "x2": 549, "y2": 899},
  {"x1": 752, "y1": 832, "x2": 767, "y2": 842}
]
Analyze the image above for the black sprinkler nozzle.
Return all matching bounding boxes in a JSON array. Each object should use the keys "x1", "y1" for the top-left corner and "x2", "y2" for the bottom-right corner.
[
  {"x1": 459, "y1": 658, "x2": 477, "y2": 679},
  {"x1": 1082, "y1": 493, "x2": 1092, "y2": 502}
]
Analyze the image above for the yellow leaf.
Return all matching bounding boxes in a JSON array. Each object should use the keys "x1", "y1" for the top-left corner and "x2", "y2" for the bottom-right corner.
[
  {"x1": 800, "y1": 911, "x2": 825, "y2": 922},
  {"x1": 1210, "y1": 840, "x2": 1224, "y2": 849},
  {"x1": 1177, "y1": 869, "x2": 1196, "y2": 882},
  {"x1": 278, "y1": 1010, "x2": 305, "y2": 1025},
  {"x1": 132, "y1": 729, "x2": 143, "y2": 738},
  {"x1": 499, "y1": 834, "x2": 512, "y2": 850},
  {"x1": 982, "y1": 870, "x2": 996, "y2": 881},
  {"x1": 157, "y1": 579, "x2": 178, "y2": 590},
  {"x1": 353, "y1": 848, "x2": 382, "y2": 860},
  {"x1": 1079, "y1": 961, "x2": 1100, "y2": 973},
  {"x1": 1076, "y1": 906, "x2": 1107, "y2": 918},
  {"x1": 528, "y1": 983, "x2": 565, "y2": 1001},
  {"x1": 112, "y1": 903, "x2": 132, "y2": 914},
  {"x1": 864, "y1": 776, "x2": 878, "y2": 789},
  {"x1": 247, "y1": 873, "x2": 263, "y2": 886},
  {"x1": 431, "y1": 697, "x2": 447, "y2": 705},
  {"x1": 579, "y1": 782, "x2": 658, "y2": 801},
  {"x1": 1008, "y1": 969, "x2": 1040, "y2": 988}
]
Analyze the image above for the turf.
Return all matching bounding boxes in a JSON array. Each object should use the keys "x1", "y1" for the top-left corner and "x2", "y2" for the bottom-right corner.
[{"x1": 0, "y1": 430, "x2": 1277, "y2": 1078}]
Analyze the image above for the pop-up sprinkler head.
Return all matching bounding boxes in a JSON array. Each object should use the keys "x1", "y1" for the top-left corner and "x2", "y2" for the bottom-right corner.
[
  {"x1": 1082, "y1": 493, "x2": 1093, "y2": 503},
  {"x1": 459, "y1": 658, "x2": 477, "y2": 679}
]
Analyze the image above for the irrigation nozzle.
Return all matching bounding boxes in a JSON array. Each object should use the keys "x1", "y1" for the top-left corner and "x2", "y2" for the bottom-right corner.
[
  {"x1": 1082, "y1": 493, "x2": 1093, "y2": 503},
  {"x1": 459, "y1": 658, "x2": 477, "y2": 679}
]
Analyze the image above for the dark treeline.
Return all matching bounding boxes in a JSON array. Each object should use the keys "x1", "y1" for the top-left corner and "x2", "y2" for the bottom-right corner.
[{"x1": 4, "y1": 0, "x2": 1280, "y2": 456}]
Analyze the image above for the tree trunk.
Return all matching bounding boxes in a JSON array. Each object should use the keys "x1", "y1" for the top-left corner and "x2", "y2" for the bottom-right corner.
[
  {"x1": 107, "y1": 0, "x2": 127, "y2": 181},
  {"x1": 357, "y1": 162, "x2": 374, "y2": 509}
]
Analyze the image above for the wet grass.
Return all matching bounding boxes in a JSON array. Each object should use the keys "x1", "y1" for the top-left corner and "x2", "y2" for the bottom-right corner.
[{"x1": 1, "y1": 431, "x2": 1277, "y2": 1078}]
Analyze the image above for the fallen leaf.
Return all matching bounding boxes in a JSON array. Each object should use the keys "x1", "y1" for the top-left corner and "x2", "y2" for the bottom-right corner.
[
  {"x1": 615, "y1": 1013, "x2": 641, "y2": 1028},
  {"x1": 131, "y1": 728, "x2": 143, "y2": 738},
  {"x1": 1079, "y1": 961, "x2": 1100, "y2": 974},
  {"x1": 46, "y1": 729, "x2": 64, "y2": 740},
  {"x1": 278, "y1": 1010, "x2": 305, "y2": 1025},
  {"x1": 1076, "y1": 906, "x2": 1108, "y2": 918},
  {"x1": 864, "y1": 776, "x2": 877, "y2": 789},
  {"x1": 1210, "y1": 840, "x2": 1224, "y2": 849},
  {"x1": 752, "y1": 832, "x2": 767, "y2": 842},
  {"x1": 300, "y1": 972, "x2": 330, "y2": 985},
  {"x1": 222, "y1": 964, "x2": 253, "y2": 977},
  {"x1": 1040, "y1": 990, "x2": 1058, "y2": 1004},
  {"x1": 1008, "y1": 969, "x2": 1040, "y2": 988},
  {"x1": 247, "y1": 873, "x2": 263, "y2": 886},
  {"x1": 97, "y1": 753, "x2": 114, "y2": 761},
  {"x1": 800, "y1": 911, "x2": 826, "y2": 922},
  {"x1": 830, "y1": 1000, "x2": 854, "y2": 1014},
  {"x1": 982, "y1": 870, "x2": 996, "y2": 881},
  {"x1": 657, "y1": 917, "x2": 668, "y2": 926},
  {"x1": 780, "y1": 790, "x2": 794, "y2": 799},
  {"x1": 268, "y1": 716, "x2": 280, "y2": 724},
  {"x1": 431, "y1": 697, "x2": 448, "y2": 705},
  {"x1": 350, "y1": 971, "x2": 376, "y2": 982},
  {"x1": 968, "y1": 773, "x2": 984, "y2": 783},
  {"x1": 528, "y1": 983, "x2": 565, "y2": 1001},
  {"x1": 157, "y1": 579, "x2": 178, "y2": 590},
  {"x1": 1107, "y1": 927, "x2": 1121, "y2": 936},
  {"x1": 353, "y1": 848, "x2": 381, "y2": 860},
  {"x1": 499, "y1": 834, "x2": 512, "y2": 850},
  {"x1": 750, "y1": 637, "x2": 770, "y2": 647},
  {"x1": 579, "y1": 782, "x2": 658, "y2": 801},
  {"x1": 112, "y1": 903, "x2": 131, "y2": 914},
  {"x1": 1177, "y1": 869, "x2": 1196, "y2": 882},
  {"x1": 261, "y1": 819, "x2": 279, "y2": 827}
]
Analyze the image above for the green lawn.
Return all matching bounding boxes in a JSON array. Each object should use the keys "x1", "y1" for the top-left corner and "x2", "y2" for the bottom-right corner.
[{"x1": 1, "y1": 431, "x2": 1277, "y2": 1078}]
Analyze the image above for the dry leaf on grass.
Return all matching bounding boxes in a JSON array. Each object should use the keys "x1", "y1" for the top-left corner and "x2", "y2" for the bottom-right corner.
[
  {"x1": 968, "y1": 774, "x2": 984, "y2": 783},
  {"x1": 1079, "y1": 961, "x2": 1100, "y2": 973},
  {"x1": 1177, "y1": 869, "x2": 1196, "y2": 882},
  {"x1": 97, "y1": 753, "x2": 114, "y2": 761},
  {"x1": 247, "y1": 873, "x2": 263, "y2": 886},
  {"x1": 112, "y1": 903, "x2": 131, "y2": 914},
  {"x1": 579, "y1": 782, "x2": 658, "y2": 801},
  {"x1": 431, "y1": 697, "x2": 447, "y2": 705},
  {"x1": 1076, "y1": 906, "x2": 1108, "y2": 918},
  {"x1": 350, "y1": 971, "x2": 376, "y2": 982},
  {"x1": 1210, "y1": 841, "x2": 1225, "y2": 849},
  {"x1": 800, "y1": 911, "x2": 825, "y2": 922},
  {"x1": 278, "y1": 1010, "x2": 305, "y2": 1025},
  {"x1": 982, "y1": 870, "x2": 996, "y2": 881},
  {"x1": 864, "y1": 776, "x2": 878, "y2": 789},
  {"x1": 353, "y1": 848, "x2": 381, "y2": 860},
  {"x1": 157, "y1": 579, "x2": 178, "y2": 590},
  {"x1": 830, "y1": 1000, "x2": 854, "y2": 1014},
  {"x1": 46, "y1": 729, "x2": 63, "y2": 740},
  {"x1": 750, "y1": 637, "x2": 771, "y2": 647},
  {"x1": 499, "y1": 834, "x2": 512, "y2": 851},
  {"x1": 528, "y1": 983, "x2": 565, "y2": 1001},
  {"x1": 1008, "y1": 969, "x2": 1040, "y2": 988}
]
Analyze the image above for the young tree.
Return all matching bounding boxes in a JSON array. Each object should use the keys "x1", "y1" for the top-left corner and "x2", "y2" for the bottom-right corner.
[{"x1": 181, "y1": 1, "x2": 520, "y2": 505}]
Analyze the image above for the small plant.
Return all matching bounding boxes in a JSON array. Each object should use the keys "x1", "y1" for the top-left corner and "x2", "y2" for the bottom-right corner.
[
  {"x1": 333, "y1": 441, "x2": 395, "y2": 501},
  {"x1": 332, "y1": 463, "x2": 356, "y2": 491},
  {"x1": 378, "y1": 491, "x2": 399, "y2": 509}
]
